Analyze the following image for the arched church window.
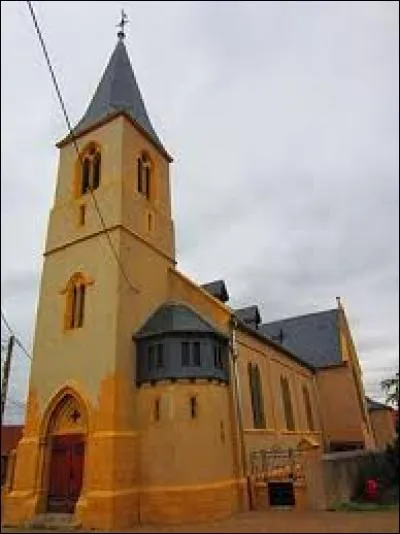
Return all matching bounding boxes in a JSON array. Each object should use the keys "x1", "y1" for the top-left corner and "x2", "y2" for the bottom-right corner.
[
  {"x1": 82, "y1": 158, "x2": 90, "y2": 194},
  {"x1": 248, "y1": 362, "x2": 266, "y2": 429},
  {"x1": 302, "y1": 385, "x2": 315, "y2": 431},
  {"x1": 62, "y1": 273, "x2": 93, "y2": 330},
  {"x1": 93, "y1": 151, "x2": 101, "y2": 190},
  {"x1": 280, "y1": 376, "x2": 295, "y2": 431},
  {"x1": 80, "y1": 145, "x2": 101, "y2": 195},
  {"x1": 137, "y1": 152, "x2": 152, "y2": 199}
]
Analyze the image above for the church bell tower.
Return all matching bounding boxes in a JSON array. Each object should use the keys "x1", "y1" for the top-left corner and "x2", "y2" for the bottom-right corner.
[{"x1": 3, "y1": 25, "x2": 176, "y2": 529}]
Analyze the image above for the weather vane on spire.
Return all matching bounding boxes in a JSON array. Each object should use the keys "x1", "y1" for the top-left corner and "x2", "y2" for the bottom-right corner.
[{"x1": 117, "y1": 9, "x2": 129, "y2": 40}]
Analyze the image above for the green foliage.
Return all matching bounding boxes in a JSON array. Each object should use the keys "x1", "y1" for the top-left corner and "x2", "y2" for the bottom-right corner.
[
  {"x1": 352, "y1": 451, "x2": 399, "y2": 505},
  {"x1": 381, "y1": 371, "x2": 399, "y2": 409},
  {"x1": 329, "y1": 501, "x2": 398, "y2": 512}
]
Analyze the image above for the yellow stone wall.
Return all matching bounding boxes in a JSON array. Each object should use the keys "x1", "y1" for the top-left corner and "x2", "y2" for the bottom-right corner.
[
  {"x1": 135, "y1": 380, "x2": 242, "y2": 523},
  {"x1": 316, "y1": 365, "x2": 373, "y2": 448},
  {"x1": 236, "y1": 330, "x2": 323, "y2": 455},
  {"x1": 319, "y1": 304, "x2": 376, "y2": 450},
  {"x1": 369, "y1": 409, "x2": 396, "y2": 450}
]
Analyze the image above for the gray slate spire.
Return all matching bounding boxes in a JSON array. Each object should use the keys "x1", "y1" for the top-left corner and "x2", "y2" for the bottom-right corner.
[{"x1": 69, "y1": 38, "x2": 167, "y2": 155}]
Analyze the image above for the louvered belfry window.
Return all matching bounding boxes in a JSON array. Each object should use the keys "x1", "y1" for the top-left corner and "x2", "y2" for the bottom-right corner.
[{"x1": 80, "y1": 145, "x2": 101, "y2": 195}]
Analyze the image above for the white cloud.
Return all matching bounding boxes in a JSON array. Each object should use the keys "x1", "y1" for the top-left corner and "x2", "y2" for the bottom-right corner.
[{"x1": 1, "y1": 1, "x2": 398, "y2": 423}]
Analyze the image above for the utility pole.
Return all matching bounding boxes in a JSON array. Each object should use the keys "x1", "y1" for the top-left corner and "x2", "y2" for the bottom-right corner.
[{"x1": 1, "y1": 335, "x2": 15, "y2": 420}]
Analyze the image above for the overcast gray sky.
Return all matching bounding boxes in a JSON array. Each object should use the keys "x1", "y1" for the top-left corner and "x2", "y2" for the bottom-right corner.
[{"x1": 1, "y1": 1, "x2": 398, "y2": 423}]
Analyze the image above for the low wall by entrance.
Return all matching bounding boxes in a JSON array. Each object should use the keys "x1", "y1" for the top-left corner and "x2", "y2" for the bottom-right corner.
[{"x1": 322, "y1": 449, "x2": 371, "y2": 506}]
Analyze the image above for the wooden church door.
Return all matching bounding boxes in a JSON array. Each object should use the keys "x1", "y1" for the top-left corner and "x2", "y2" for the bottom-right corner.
[{"x1": 47, "y1": 434, "x2": 84, "y2": 513}]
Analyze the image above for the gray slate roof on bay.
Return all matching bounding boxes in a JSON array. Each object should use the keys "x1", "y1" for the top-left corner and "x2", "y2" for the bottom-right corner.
[
  {"x1": 260, "y1": 309, "x2": 341, "y2": 368},
  {"x1": 234, "y1": 306, "x2": 261, "y2": 328},
  {"x1": 201, "y1": 280, "x2": 229, "y2": 303},
  {"x1": 366, "y1": 396, "x2": 393, "y2": 411},
  {"x1": 71, "y1": 38, "x2": 165, "y2": 152},
  {"x1": 135, "y1": 302, "x2": 227, "y2": 339}
]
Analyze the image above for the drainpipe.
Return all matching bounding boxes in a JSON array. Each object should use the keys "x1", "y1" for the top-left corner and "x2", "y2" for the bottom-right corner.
[{"x1": 229, "y1": 315, "x2": 250, "y2": 508}]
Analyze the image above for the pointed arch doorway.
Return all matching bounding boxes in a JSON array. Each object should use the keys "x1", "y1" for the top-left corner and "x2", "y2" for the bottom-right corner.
[{"x1": 45, "y1": 393, "x2": 87, "y2": 513}]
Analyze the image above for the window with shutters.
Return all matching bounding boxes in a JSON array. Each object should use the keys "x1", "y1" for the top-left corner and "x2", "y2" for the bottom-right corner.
[
  {"x1": 214, "y1": 343, "x2": 224, "y2": 369},
  {"x1": 193, "y1": 342, "x2": 201, "y2": 366},
  {"x1": 248, "y1": 362, "x2": 266, "y2": 428},
  {"x1": 148, "y1": 345, "x2": 154, "y2": 371},
  {"x1": 156, "y1": 344, "x2": 164, "y2": 368},
  {"x1": 280, "y1": 376, "x2": 295, "y2": 430},
  {"x1": 181, "y1": 342, "x2": 190, "y2": 366}
]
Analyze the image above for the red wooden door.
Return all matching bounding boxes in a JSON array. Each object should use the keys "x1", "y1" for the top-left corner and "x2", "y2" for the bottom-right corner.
[{"x1": 47, "y1": 434, "x2": 85, "y2": 513}]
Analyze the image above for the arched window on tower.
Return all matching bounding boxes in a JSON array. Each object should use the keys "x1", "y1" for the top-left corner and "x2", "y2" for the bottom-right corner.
[
  {"x1": 79, "y1": 145, "x2": 101, "y2": 196},
  {"x1": 62, "y1": 273, "x2": 93, "y2": 330},
  {"x1": 137, "y1": 152, "x2": 152, "y2": 199},
  {"x1": 248, "y1": 362, "x2": 266, "y2": 429},
  {"x1": 280, "y1": 376, "x2": 295, "y2": 431}
]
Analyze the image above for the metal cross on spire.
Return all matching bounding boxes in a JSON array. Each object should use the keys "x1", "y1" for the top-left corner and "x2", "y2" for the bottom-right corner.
[{"x1": 117, "y1": 9, "x2": 129, "y2": 40}]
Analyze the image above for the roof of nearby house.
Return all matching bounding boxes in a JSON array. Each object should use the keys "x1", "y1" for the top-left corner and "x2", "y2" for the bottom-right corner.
[
  {"x1": 366, "y1": 396, "x2": 394, "y2": 412},
  {"x1": 201, "y1": 280, "x2": 229, "y2": 303},
  {"x1": 134, "y1": 302, "x2": 228, "y2": 339},
  {"x1": 1, "y1": 425, "x2": 23, "y2": 455},
  {"x1": 234, "y1": 305, "x2": 261, "y2": 327},
  {"x1": 259, "y1": 309, "x2": 342, "y2": 368},
  {"x1": 60, "y1": 38, "x2": 167, "y2": 156}
]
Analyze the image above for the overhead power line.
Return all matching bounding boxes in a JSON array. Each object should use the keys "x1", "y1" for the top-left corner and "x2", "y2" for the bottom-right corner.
[
  {"x1": 1, "y1": 309, "x2": 32, "y2": 361},
  {"x1": 26, "y1": 0, "x2": 139, "y2": 295},
  {"x1": 8, "y1": 397, "x2": 26, "y2": 410},
  {"x1": 1, "y1": 335, "x2": 14, "y2": 418}
]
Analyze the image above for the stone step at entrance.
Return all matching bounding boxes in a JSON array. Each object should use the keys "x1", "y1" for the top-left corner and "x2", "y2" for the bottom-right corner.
[{"x1": 26, "y1": 513, "x2": 81, "y2": 530}]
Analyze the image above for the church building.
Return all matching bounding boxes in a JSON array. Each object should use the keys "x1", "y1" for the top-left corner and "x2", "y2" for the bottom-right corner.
[{"x1": 2, "y1": 25, "x2": 386, "y2": 530}]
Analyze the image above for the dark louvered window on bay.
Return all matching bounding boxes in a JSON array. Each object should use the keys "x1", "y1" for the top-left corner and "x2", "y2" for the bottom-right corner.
[
  {"x1": 193, "y1": 342, "x2": 201, "y2": 366},
  {"x1": 148, "y1": 345, "x2": 154, "y2": 371},
  {"x1": 280, "y1": 376, "x2": 295, "y2": 431},
  {"x1": 214, "y1": 344, "x2": 224, "y2": 369},
  {"x1": 248, "y1": 362, "x2": 266, "y2": 428},
  {"x1": 156, "y1": 344, "x2": 164, "y2": 368},
  {"x1": 181, "y1": 342, "x2": 190, "y2": 366}
]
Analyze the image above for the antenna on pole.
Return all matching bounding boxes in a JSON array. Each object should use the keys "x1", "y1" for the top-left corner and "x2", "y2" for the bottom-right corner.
[{"x1": 117, "y1": 10, "x2": 129, "y2": 40}]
